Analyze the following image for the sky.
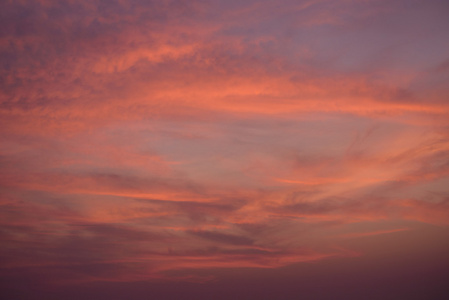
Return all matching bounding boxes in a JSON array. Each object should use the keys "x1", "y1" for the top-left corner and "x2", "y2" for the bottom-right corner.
[{"x1": 1, "y1": 0, "x2": 449, "y2": 299}]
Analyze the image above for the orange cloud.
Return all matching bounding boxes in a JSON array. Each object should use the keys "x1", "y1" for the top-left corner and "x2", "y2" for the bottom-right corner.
[{"x1": 1, "y1": 0, "x2": 449, "y2": 293}]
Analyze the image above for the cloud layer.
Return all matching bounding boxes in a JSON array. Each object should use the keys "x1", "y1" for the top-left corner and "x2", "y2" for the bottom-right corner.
[{"x1": 1, "y1": 0, "x2": 449, "y2": 296}]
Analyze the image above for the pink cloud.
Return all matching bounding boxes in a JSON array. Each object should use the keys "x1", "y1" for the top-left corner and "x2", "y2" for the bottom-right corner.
[{"x1": 1, "y1": 1, "x2": 449, "y2": 298}]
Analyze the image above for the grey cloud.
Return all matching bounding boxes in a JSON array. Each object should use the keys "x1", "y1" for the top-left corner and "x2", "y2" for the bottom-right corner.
[{"x1": 188, "y1": 230, "x2": 254, "y2": 246}]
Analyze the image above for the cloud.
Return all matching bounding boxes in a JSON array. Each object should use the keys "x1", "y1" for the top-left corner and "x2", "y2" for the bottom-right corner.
[
  {"x1": 187, "y1": 230, "x2": 254, "y2": 246},
  {"x1": 2, "y1": 0, "x2": 449, "y2": 141},
  {"x1": 1, "y1": 0, "x2": 449, "y2": 292}
]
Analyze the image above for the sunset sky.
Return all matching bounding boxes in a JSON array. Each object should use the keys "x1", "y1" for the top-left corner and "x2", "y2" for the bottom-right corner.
[{"x1": 1, "y1": 0, "x2": 449, "y2": 299}]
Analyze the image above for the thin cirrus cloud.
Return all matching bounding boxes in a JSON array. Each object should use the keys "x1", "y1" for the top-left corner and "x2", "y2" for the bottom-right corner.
[{"x1": 1, "y1": 0, "x2": 449, "y2": 298}]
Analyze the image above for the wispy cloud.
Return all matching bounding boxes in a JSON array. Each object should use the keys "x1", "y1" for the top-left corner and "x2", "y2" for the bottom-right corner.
[{"x1": 1, "y1": 0, "x2": 449, "y2": 293}]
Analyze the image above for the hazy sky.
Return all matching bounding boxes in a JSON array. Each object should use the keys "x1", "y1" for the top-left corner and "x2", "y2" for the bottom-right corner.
[{"x1": 1, "y1": 0, "x2": 449, "y2": 299}]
